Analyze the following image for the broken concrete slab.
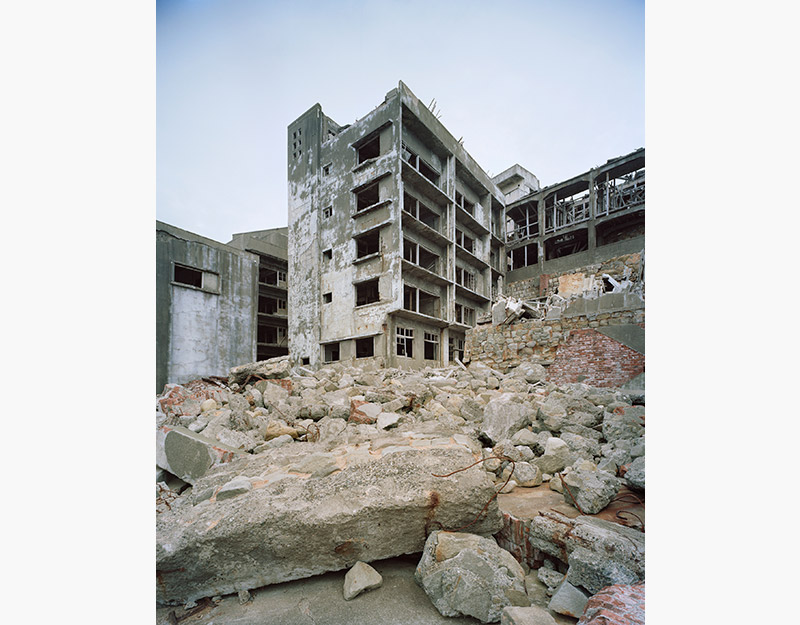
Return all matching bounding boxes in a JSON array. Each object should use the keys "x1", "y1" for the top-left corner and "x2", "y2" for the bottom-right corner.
[
  {"x1": 415, "y1": 531, "x2": 529, "y2": 623},
  {"x1": 156, "y1": 425, "x2": 248, "y2": 485},
  {"x1": 565, "y1": 546, "x2": 639, "y2": 595},
  {"x1": 625, "y1": 456, "x2": 645, "y2": 491},
  {"x1": 343, "y1": 561, "x2": 383, "y2": 600},
  {"x1": 156, "y1": 443, "x2": 502, "y2": 606},
  {"x1": 501, "y1": 605, "x2": 559, "y2": 625},
  {"x1": 480, "y1": 393, "x2": 534, "y2": 445},
  {"x1": 561, "y1": 466, "x2": 620, "y2": 514},
  {"x1": 228, "y1": 355, "x2": 293, "y2": 386}
]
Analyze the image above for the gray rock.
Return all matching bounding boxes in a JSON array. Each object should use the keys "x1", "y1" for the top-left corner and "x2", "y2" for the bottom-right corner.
[
  {"x1": 511, "y1": 462, "x2": 542, "y2": 487},
  {"x1": 536, "y1": 568, "x2": 564, "y2": 592},
  {"x1": 511, "y1": 429, "x2": 538, "y2": 447},
  {"x1": 537, "y1": 399, "x2": 567, "y2": 432},
  {"x1": 343, "y1": 561, "x2": 383, "y2": 600},
  {"x1": 288, "y1": 452, "x2": 339, "y2": 478},
  {"x1": 602, "y1": 408, "x2": 644, "y2": 442},
  {"x1": 515, "y1": 445, "x2": 535, "y2": 462},
  {"x1": 532, "y1": 438, "x2": 573, "y2": 474},
  {"x1": 228, "y1": 355, "x2": 292, "y2": 386},
  {"x1": 156, "y1": 425, "x2": 247, "y2": 485},
  {"x1": 561, "y1": 466, "x2": 620, "y2": 514},
  {"x1": 547, "y1": 580, "x2": 589, "y2": 618},
  {"x1": 501, "y1": 605, "x2": 559, "y2": 625},
  {"x1": 216, "y1": 476, "x2": 252, "y2": 501},
  {"x1": 376, "y1": 412, "x2": 402, "y2": 430},
  {"x1": 480, "y1": 394, "x2": 533, "y2": 444},
  {"x1": 415, "y1": 531, "x2": 529, "y2": 623},
  {"x1": 559, "y1": 432, "x2": 601, "y2": 460},
  {"x1": 565, "y1": 546, "x2": 640, "y2": 595},
  {"x1": 156, "y1": 445, "x2": 502, "y2": 605},
  {"x1": 625, "y1": 456, "x2": 645, "y2": 490}
]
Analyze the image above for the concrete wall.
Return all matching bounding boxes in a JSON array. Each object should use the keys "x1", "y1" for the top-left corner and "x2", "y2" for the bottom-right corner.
[{"x1": 156, "y1": 221, "x2": 258, "y2": 392}]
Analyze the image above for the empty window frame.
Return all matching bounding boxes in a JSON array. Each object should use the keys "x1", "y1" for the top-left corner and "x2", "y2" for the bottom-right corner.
[
  {"x1": 322, "y1": 249, "x2": 332, "y2": 264},
  {"x1": 455, "y1": 229, "x2": 475, "y2": 254},
  {"x1": 322, "y1": 163, "x2": 331, "y2": 176},
  {"x1": 403, "y1": 192, "x2": 440, "y2": 231},
  {"x1": 322, "y1": 205, "x2": 333, "y2": 219},
  {"x1": 396, "y1": 327, "x2": 413, "y2": 357},
  {"x1": 173, "y1": 264, "x2": 203, "y2": 288},
  {"x1": 324, "y1": 342, "x2": 340, "y2": 363},
  {"x1": 356, "y1": 337, "x2": 374, "y2": 358},
  {"x1": 355, "y1": 182, "x2": 380, "y2": 212},
  {"x1": 454, "y1": 303, "x2": 475, "y2": 326},
  {"x1": 403, "y1": 284, "x2": 440, "y2": 317},
  {"x1": 455, "y1": 267, "x2": 476, "y2": 291},
  {"x1": 355, "y1": 278, "x2": 380, "y2": 306},
  {"x1": 355, "y1": 230, "x2": 380, "y2": 258},
  {"x1": 544, "y1": 229, "x2": 589, "y2": 261},
  {"x1": 258, "y1": 296, "x2": 287, "y2": 314},
  {"x1": 356, "y1": 135, "x2": 380, "y2": 164},
  {"x1": 402, "y1": 143, "x2": 439, "y2": 187},
  {"x1": 403, "y1": 238, "x2": 439, "y2": 274},
  {"x1": 291, "y1": 127, "x2": 302, "y2": 160},
  {"x1": 449, "y1": 336, "x2": 465, "y2": 362},
  {"x1": 423, "y1": 332, "x2": 439, "y2": 360},
  {"x1": 455, "y1": 191, "x2": 475, "y2": 216},
  {"x1": 510, "y1": 242, "x2": 538, "y2": 270},
  {"x1": 257, "y1": 326, "x2": 288, "y2": 345}
]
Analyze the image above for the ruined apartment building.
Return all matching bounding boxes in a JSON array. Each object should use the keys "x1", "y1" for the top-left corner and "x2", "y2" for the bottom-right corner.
[
  {"x1": 502, "y1": 148, "x2": 645, "y2": 299},
  {"x1": 288, "y1": 81, "x2": 506, "y2": 369},
  {"x1": 156, "y1": 222, "x2": 289, "y2": 392}
]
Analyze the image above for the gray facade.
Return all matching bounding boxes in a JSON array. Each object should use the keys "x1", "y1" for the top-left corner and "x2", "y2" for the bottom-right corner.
[
  {"x1": 228, "y1": 228, "x2": 289, "y2": 361},
  {"x1": 287, "y1": 81, "x2": 506, "y2": 369},
  {"x1": 156, "y1": 221, "x2": 259, "y2": 392}
]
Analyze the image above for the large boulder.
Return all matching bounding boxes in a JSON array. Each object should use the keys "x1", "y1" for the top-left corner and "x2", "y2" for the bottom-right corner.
[
  {"x1": 228, "y1": 355, "x2": 293, "y2": 386},
  {"x1": 155, "y1": 425, "x2": 248, "y2": 485},
  {"x1": 625, "y1": 456, "x2": 645, "y2": 490},
  {"x1": 481, "y1": 394, "x2": 534, "y2": 445},
  {"x1": 156, "y1": 443, "x2": 502, "y2": 605},
  {"x1": 415, "y1": 531, "x2": 529, "y2": 623}
]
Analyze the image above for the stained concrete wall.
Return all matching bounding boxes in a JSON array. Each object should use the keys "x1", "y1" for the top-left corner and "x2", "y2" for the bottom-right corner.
[{"x1": 156, "y1": 221, "x2": 258, "y2": 392}]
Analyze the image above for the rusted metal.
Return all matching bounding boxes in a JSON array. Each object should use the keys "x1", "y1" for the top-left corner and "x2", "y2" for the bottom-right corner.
[
  {"x1": 431, "y1": 455, "x2": 514, "y2": 533},
  {"x1": 558, "y1": 473, "x2": 586, "y2": 515}
]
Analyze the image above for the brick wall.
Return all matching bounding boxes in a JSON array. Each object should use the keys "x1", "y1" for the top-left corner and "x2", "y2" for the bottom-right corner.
[
  {"x1": 546, "y1": 325, "x2": 645, "y2": 387},
  {"x1": 577, "y1": 583, "x2": 645, "y2": 625}
]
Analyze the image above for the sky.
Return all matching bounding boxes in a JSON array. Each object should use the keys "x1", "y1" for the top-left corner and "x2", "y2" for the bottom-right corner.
[{"x1": 157, "y1": 0, "x2": 644, "y2": 244}]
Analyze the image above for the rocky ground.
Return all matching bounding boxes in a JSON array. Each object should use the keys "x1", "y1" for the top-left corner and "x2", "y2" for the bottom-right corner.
[{"x1": 156, "y1": 356, "x2": 645, "y2": 624}]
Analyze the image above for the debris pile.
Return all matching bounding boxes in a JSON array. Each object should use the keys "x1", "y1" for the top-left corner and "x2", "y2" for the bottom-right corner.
[{"x1": 156, "y1": 355, "x2": 645, "y2": 622}]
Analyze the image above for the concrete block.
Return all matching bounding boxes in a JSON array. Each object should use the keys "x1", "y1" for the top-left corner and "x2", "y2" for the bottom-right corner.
[
  {"x1": 156, "y1": 425, "x2": 248, "y2": 485},
  {"x1": 501, "y1": 605, "x2": 559, "y2": 625}
]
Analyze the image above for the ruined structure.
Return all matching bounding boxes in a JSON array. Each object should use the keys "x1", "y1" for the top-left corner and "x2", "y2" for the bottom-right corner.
[
  {"x1": 287, "y1": 82, "x2": 644, "y2": 379},
  {"x1": 156, "y1": 222, "x2": 289, "y2": 391},
  {"x1": 287, "y1": 81, "x2": 506, "y2": 369},
  {"x1": 228, "y1": 227, "x2": 289, "y2": 361}
]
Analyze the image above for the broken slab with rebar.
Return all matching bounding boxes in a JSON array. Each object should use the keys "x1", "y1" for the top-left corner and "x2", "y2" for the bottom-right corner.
[{"x1": 156, "y1": 439, "x2": 502, "y2": 605}]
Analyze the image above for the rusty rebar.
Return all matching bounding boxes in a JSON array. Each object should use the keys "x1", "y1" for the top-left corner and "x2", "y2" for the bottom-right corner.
[{"x1": 558, "y1": 473, "x2": 586, "y2": 515}]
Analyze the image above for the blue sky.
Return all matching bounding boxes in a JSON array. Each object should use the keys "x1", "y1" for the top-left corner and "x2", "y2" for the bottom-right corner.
[{"x1": 157, "y1": 0, "x2": 644, "y2": 243}]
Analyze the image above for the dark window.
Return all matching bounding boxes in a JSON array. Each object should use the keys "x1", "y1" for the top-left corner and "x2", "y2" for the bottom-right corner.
[
  {"x1": 301, "y1": 357, "x2": 310, "y2": 366},
  {"x1": 356, "y1": 337, "x2": 374, "y2": 358},
  {"x1": 355, "y1": 230, "x2": 380, "y2": 258},
  {"x1": 355, "y1": 182, "x2": 380, "y2": 212},
  {"x1": 355, "y1": 279, "x2": 379, "y2": 306},
  {"x1": 357, "y1": 135, "x2": 380, "y2": 164},
  {"x1": 424, "y1": 332, "x2": 439, "y2": 360},
  {"x1": 323, "y1": 206, "x2": 332, "y2": 219},
  {"x1": 323, "y1": 292, "x2": 332, "y2": 304},
  {"x1": 322, "y1": 164, "x2": 331, "y2": 176},
  {"x1": 324, "y1": 343, "x2": 340, "y2": 362},
  {"x1": 174, "y1": 264, "x2": 202, "y2": 288}
]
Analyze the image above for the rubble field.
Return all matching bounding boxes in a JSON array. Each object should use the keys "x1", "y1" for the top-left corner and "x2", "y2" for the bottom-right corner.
[{"x1": 156, "y1": 355, "x2": 645, "y2": 624}]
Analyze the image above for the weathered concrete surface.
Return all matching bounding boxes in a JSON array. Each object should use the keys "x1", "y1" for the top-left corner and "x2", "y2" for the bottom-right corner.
[
  {"x1": 155, "y1": 425, "x2": 248, "y2": 485},
  {"x1": 228, "y1": 355, "x2": 293, "y2": 386},
  {"x1": 415, "y1": 531, "x2": 529, "y2": 623},
  {"x1": 501, "y1": 605, "x2": 559, "y2": 625},
  {"x1": 155, "y1": 556, "x2": 483, "y2": 625},
  {"x1": 156, "y1": 442, "x2": 502, "y2": 605}
]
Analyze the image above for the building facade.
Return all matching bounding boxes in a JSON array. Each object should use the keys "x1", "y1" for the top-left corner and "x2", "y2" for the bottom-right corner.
[
  {"x1": 287, "y1": 81, "x2": 506, "y2": 369},
  {"x1": 228, "y1": 228, "x2": 289, "y2": 361}
]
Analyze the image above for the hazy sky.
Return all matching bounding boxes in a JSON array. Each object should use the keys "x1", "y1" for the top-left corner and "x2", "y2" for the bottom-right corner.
[{"x1": 157, "y1": 0, "x2": 644, "y2": 244}]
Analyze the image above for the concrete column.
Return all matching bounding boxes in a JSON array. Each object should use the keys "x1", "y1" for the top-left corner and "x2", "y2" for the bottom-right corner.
[{"x1": 587, "y1": 172, "x2": 597, "y2": 253}]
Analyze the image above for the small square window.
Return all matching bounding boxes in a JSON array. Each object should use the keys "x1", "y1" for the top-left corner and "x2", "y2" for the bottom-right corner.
[
  {"x1": 323, "y1": 206, "x2": 332, "y2": 219},
  {"x1": 323, "y1": 249, "x2": 332, "y2": 263},
  {"x1": 324, "y1": 343, "x2": 340, "y2": 363},
  {"x1": 322, "y1": 164, "x2": 331, "y2": 176},
  {"x1": 323, "y1": 292, "x2": 332, "y2": 304},
  {"x1": 355, "y1": 278, "x2": 379, "y2": 306}
]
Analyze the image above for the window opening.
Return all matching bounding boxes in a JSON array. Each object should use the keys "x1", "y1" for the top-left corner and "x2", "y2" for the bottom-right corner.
[
  {"x1": 324, "y1": 343, "x2": 340, "y2": 363},
  {"x1": 423, "y1": 332, "x2": 439, "y2": 360},
  {"x1": 323, "y1": 206, "x2": 332, "y2": 219},
  {"x1": 396, "y1": 327, "x2": 413, "y2": 357},
  {"x1": 357, "y1": 135, "x2": 380, "y2": 164},
  {"x1": 356, "y1": 337, "x2": 374, "y2": 358},
  {"x1": 174, "y1": 264, "x2": 203, "y2": 288},
  {"x1": 355, "y1": 230, "x2": 380, "y2": 258},
  {"x1": 355, "y1": 279, "x2": 380, "y2": 306},
  {"x1": 323, "y1": 292, "x2": 332, "y2": 304},
  {"x1": 355, "y1": 182, "x2": 380, "y2": 212}
]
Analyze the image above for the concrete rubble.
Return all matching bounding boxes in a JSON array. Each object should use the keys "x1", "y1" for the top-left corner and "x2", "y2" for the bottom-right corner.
[{"x1": 156, "y1": 355, "x2": 645, "y2": 622}]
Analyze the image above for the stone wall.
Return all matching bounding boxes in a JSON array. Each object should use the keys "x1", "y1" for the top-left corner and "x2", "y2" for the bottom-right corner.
[{"x1": 465, "y1": 307, "x2": 644, "y2": 388}]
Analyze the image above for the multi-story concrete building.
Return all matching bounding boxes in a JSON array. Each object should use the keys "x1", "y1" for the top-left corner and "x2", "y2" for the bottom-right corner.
[
  {"x1": 228, "y1": 227, "x2": 289, "y2": 361},
  {"x1": 156, "y1": 222, "x2": 289, "y2": 391},
  {"x1": 287, "y1": 81, "x2": 506, "y2": 369}
]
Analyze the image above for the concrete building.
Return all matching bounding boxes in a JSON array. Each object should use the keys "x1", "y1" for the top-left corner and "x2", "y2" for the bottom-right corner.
[
  {"x1": 502, "y1": 148, "x2": 645, "y2": 296},
  {"x1": 156, "y1": 222, "x2": 290, "y2": 392},
  {"x1": 228, "y1": 228, "x2": 289, "y2": 361},
  {"x1": 287, "y1": 81, "x2": 506, "y2": 369}
]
